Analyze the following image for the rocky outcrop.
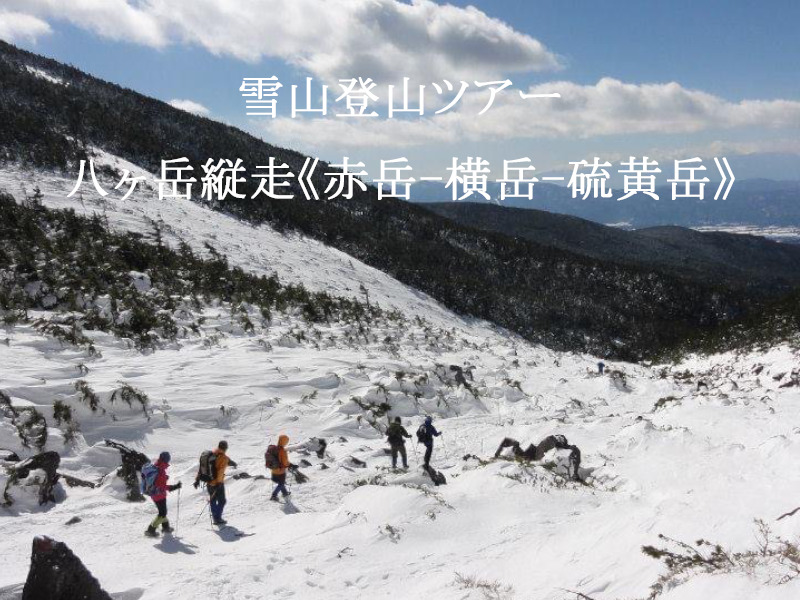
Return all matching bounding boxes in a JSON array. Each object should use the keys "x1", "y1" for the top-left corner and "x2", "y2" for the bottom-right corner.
[
  {"x1": 1, "y1": 390, "x2": 48, "y2": 451},
  {"x1": 2, "y1": 451, "x2": 60, "y2": 507},
  {"x1": 0, "y1": 449, "x2": 20, "y2": 462},
  {"x1": 22, "y1": 536, "x2": 111, "y2": 600},
  {"x1": 494, "y1": 435, "x2": 583, "y2": 481},
  {"x1": 423, "y1": 464, "x2": 447, "y2": 486},
  {"x1": 104, "y1": 439, "x2": 148, "y2": 501}
]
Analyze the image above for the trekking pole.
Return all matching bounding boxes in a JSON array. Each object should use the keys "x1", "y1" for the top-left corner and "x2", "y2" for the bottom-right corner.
[
  {"x1": 194, "y1": 498, "x2": 210, "y2": 525},
  {"x1": 176, "y1": 488, "x2": 181, "y2": 533},
  {"x1": 193, "y1": 487, "x2": 216, "y2": 525}
]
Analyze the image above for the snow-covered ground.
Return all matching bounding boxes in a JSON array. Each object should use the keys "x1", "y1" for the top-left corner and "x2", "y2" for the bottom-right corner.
[
  {"x1": 692, "y1": 224, "x2": 800, "y2": 244},
  {"x1": 611, "y1": 222, "x2": 800, "y2": 244},
  {"x1": 0, "y1": 156, "x2": 487, "y2": 332},
  {"x1": 1, "y1": 162, "x2": 800, "y2": 600}
]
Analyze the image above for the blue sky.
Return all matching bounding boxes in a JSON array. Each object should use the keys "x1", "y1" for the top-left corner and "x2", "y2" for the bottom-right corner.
[{"x1": 3, "y1": 0, "x2": 800, "y2": 179}]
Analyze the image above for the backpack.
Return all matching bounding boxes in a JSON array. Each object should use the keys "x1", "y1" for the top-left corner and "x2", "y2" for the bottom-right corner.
[
  {"x1": 197, "y1": 450, "x2": 217, "y2": 483},
  {"x1": 386, "y1": 424, "x2": 403, "y2": 445},
  {"x1": 416, "y1": 425, "x2": 431, "y2": 445},
  {"x1": 264, "y1": 445, "x2": 280, "y2": 470},
  {"x1": 140, "y1": 462, "x2": 159, "y2": 496}
]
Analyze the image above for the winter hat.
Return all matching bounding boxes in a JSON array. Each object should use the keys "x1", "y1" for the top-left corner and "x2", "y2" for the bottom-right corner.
[
  {"x1": 218, "y1": 440, "x2": 229, "y2": 451},
  {"x1": 158, "y1": 451, "x2": 171, "y2": 464},
  {"x1": 394, "y1": 417, "x2": 402, "y2": 423},
  {"x1": 425, "y1": 416, "x2": 433, "y2": 424},
  {"x1": 278, "y1": 434, "x2": 289, "y2": 446}
]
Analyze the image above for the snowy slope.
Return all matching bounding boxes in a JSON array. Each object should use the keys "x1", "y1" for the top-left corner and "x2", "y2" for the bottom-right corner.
[
  {"x1": 1, "y1": 161, "x2": 800, "y2": 600},
  {"x1": 0, "y1": 155, "x2": 492, "y2": 334}
]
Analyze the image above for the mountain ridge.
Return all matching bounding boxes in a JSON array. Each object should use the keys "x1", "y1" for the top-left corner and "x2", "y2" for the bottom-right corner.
[
  {"x1": 423, "y1": 202, "x2": 800, "y2": 286},
  {"x1": 409, "y1": 179, "x2": 800, "y2": 228},
  {"x1": 0, "y1": 40, "x2": 794, "y2": 360}
]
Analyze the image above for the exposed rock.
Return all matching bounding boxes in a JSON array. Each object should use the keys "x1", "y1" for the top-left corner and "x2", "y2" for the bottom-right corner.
[
  {"x1": 779, "y1": 369, "x2": 799, "y2": 388},
  {"x1": 0, "y1": 583, "x2": 24, "y2": 599},
  {"x1": 0, "y1": 449, "x2": 20, "y2": 462},
  {"x1": 315, "y1": 438, "x2": 327, "y2": 459},
  {"x1": 22, "y1": 536, "x2": 111, "y2": 600},
  {"x1": 449, "y1": 365, "x2": 471, "y2": 388},
  {"x1": 494, "y1": 435, "x2": 582, "y2": 481},
  {"x1": 1, "y1": 391, "x2": 48, "y2": 451},
  {"x1": 128, "y1": 271, "x2": 151, "y2": 293},
  {"x1": 3, "y1": 451, "x2": 60, "y2": 506},
  {"x1": 289, "y1": 466, "x2": 309, "y2": 484},
  {"x1": 609, "y1": 369, "x2": 630, "y2": 392},
  {"x1": 104, "y1": 439, "x2": 148, "y2": 502},
  {"x1": 60, "y1": 473, "x2": 97, "y2": 489},
  {"x1": 423, "y1": 465, "x2": 447, "y2": 486},
  {"x1": 65, "y1": 516, "x2": 81, "y2": 526}
]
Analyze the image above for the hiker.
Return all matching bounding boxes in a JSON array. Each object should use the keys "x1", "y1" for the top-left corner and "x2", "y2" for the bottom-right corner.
[
  {"x1": 206, "y1": 440, "x2": 235, "y2": 525},
  {"x1": 494, "y1": 434, "x2": 582, "y2": 480},
  {"x1": 269, "y1": 434, "x2": 292, "y2": 502},
  {"x1": 386, "y1": 416, "x2": 411, "y2": 469},
  {"x1": 144, "y1": 452, "x2": 182, "y2": 537},
  {"x1": 417, "y1": 416, "x2": 441, "y2": 468}
]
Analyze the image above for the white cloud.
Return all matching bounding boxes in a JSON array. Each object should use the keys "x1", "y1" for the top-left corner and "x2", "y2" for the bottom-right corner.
[
  {"x1": 9, "y1": 1, "x2": 799, "y2": 160},
  {"x1": 628, "y1": 139, "x2": 800, "y2": 164},
  {"x1": 0, "y1": 11, "x2": 52, "y2": 43},
  {"x1": 264, "y1": 78, "x2": 800, "y2": 149},
  {"x1": 2, "y1": 1, "x2": 165, "y2": 47},
  {"x1": 501, "y1": 78, "x2": 800, "y2": 138},
  {"x1": 4, "y1": 0, "x2": 561, "y2": 84},
  {"x1": 267, "y1": 116, "x2": 455, "y2": 149},
  {"x1": 168, "y1": 98, "x2": 210, "y2": 116},
  {"x1": 701, "y1": 139, "x2": 800, "y2": 156}
]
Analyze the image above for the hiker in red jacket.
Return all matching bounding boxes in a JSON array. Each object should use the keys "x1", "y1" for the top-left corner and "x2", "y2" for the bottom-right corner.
[{"x1": 145, "y1": 452, "x2": 182, "y2": 537}]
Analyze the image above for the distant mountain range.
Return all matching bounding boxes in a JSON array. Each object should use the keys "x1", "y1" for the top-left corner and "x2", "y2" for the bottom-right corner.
[
  {"x1": 424, "y1": 202, "x2": 800, "y2": 286},
  {"x1": 409, "y1": 179, "x2": 800, "y2": 229},
  {"x1": 536, "y1": 153, "x2": 800, "y2": 189}
]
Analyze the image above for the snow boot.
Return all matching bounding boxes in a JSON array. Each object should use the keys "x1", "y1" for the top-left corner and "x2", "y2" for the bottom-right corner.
[
  {"x1": 270, "y1": 495, "x2": 280, "y2": 502},
  {"x1": 144, "y1": 526, "x2": 159, "y2": 538},
  {"x1": 161, "y1": 521, "x2": 174, "y2": 533},
  {"x1": 213, "y1": 518, "x2": 227, "y2": 526}
]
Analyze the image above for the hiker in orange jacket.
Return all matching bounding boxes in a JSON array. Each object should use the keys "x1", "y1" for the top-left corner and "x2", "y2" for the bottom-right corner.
[
  {"x1": 270, "y1": 434, "x2": 292, "y2": 502},
  {"x1": 208, "y1": 440, "x2": 237, "y2": 525}
]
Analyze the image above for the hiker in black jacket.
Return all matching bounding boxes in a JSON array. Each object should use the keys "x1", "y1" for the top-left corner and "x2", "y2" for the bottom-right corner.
[
  {"x1": 418, "y1": 416, "x2": 441, "y2": 468},
  {"x1": 386, "y1": 417, "x2": 411, "y2": 469}
]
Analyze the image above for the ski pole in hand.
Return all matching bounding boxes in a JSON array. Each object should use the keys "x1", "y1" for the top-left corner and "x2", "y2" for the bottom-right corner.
[
  {"x1": 194, "y1": 486, "x2": 216, "y2": 525},
  {"x1": 194, "y1": 498, "x2": 210, "y2": 525},
  {"x1": 176, "y1": 488, "x2": 181, "y2": 533}
]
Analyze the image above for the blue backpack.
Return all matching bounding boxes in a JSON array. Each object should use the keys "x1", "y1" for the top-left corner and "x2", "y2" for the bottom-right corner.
[{"x1": 140, "y1": 462, "x2": 159, "y2": 496}]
